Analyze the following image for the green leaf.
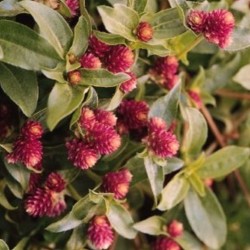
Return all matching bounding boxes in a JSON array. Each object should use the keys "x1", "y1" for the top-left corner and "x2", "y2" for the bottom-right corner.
[
  {"x1": 46, "y1": 212, "x2": 82, "y2": 233},
  {"x1": 0, "y1": 240, "x2": 9, "y2": 250},
  {"x1": 12, "y1": 237, "x2": 29, "y2": 250},
  {"x1": 144, "y1": 156, "x2": 164, "y2": 204},
  {"x1": 225, "y1": 27, "x2": 250, "y2": 52},
  {"x1": 181, "y1": 107, "x2": 207, "y2": 157},
  {"x1": 184, "y1": 187, "x2": 227, "y2": 249},
  {"x1": 0, "y1": 63, "x2": 38, "y2": 117},
  {"x1": 0, "y1": 181, "x2": 17, "y2": 210},
  {"x1": 5, "y1": 175, "x2": 23, "y2": 199},
  {"x1": 94, "y1": 31, "x2": 126, "y2": 45},
  {"x1": 133, "y1": 216, "x2": 166, "y2": 235},
  {"x1": 47, "y1": 83, "x2": 88, "y2": 130},
  {"x1": 176, "y1": 231, "x2": 204, "y2": 250},
  {"x1": 79, "y1": 69, "x2": 130, "y2": 87},
  {"x1": 106, "y1": 201, "x2": 137, "y2": 239},
  {"x1": 149, "y1": 8, "x2": 186, "y2": 39},
  {"x1": 137, "y1": 42, "x2": 170, "y2": 56},
  {"x1": 65, "y1": 226, "x2": 86, "y2": 250},
  {"x1": 163, "y1": 157, "x2": 184, "y2": 175},
  {"x1": 4, "y1": 161, "x2": 30, "y2": 193},
  {"x1": 129, "y1": 0, "x2": 147, "y2": 13},
  {"x1": 197, "y1": 146, "x2": 250, "y2": 179},
  {"x1": 188, "y1": 173, "x2": 205, "y2": 197},
  {"x1": 0, "y1": 20, "x2": 61, "y2": 71},
  {"x1": 98, "y1": 4, "x2": 139, "y2": 41},
  {"x1": 107, "y1": 87, "x2": 125, "y2": 111},
  {"x1": 149, "y1": 80, "x2": 181, "y2": 126},
  {"x1": 233, "y1": 64, "x2": 250, "y2": 90},
  {"x1": 68, "y1": 15, "x2": 91, "y2": 57},
  {"x1": 19, "y1": 0, "x2": 73, "y2": 58},
  {"x1": 157, "y1": 175, "x2": 190, "y2": 211}
]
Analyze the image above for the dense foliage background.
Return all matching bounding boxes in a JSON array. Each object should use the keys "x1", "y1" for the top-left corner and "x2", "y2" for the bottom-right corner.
[{"x1": 1, "y1": 0, "x2": 250, "y2": 249}]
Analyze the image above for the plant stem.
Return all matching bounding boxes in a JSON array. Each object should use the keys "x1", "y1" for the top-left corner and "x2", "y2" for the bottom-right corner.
[
  {"x1": 216, "y1": 89, "x2": 250, "y2": 100},
  {"x1": 177, "y1": 35, "x2": 204, "y2": 60},
  {"x1": 200, "y1": 104, "x2": 250, "y2": 208}
]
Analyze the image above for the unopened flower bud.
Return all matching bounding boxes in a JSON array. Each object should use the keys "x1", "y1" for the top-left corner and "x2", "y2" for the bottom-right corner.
[
  {"x1": 167, "y1": 220, "x2": 184, "y2": 238},
  {"x1": 136, "y1": 21, "x2": 154, "y2": 42},
  {"x1": 68, "y1": 70, "x2": 81, "y2": 85}
]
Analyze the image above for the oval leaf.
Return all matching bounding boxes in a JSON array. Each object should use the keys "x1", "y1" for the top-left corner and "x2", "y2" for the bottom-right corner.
[
  {"x1": 233, "y1": 64, "x2": 250, "y2": 90},
  {"x1": 0, "y1": 63, "x2": 38, "y2": 117},
  {"x1": 157, "y1": 175, "x2": 190, "y2": 211},
  {"x1": 20, "y1": 0, "x2": 73, "y2": 57},
  {"x1": 106, "y1": 201, "x2": 137, "y2": 239},
  {"x1": 184, "y1": 187, "x2": 227, "y2": 249},
  {"x1": 47, "y1": 83, "x2": 87, "y2": 130},
  {"x1": 197, "y1": 146, "x2": 250, "y2": 179},
  {"x1": 0, "y1": 20, "x2": 61, "y2": 71},
  {"x1": 0, "y1": 240, "x2": 9, "y2": 250},
  {"x1": 97, "y1": 4, "x2": 139, "y2": 41}
]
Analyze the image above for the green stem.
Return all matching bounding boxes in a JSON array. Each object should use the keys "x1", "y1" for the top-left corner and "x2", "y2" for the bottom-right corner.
[
  {"x1": 177, "y1": 35, "x2": 204, "y2": 60},
  {"x1": 85, "y1": 169, "x2": 102, "y2": 184},
  {"x1": 80, "y1": 0, "x2": 86, "y2": 15},
  {"x1": 67, "y1": 184, "x2": 82, "y2": 201}
]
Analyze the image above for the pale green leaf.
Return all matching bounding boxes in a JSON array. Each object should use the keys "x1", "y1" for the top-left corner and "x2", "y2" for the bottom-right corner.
[
  {"x1": 12, "y1": 237, "x2": 29, "y2": 250},
  {"x1": 47, "y1": 83, "x2": 87, "y2": 130},
  {"x1": 107, "y1": 87, "x2": 125, "y2": 111},
  {"x1": 0, "y1": 63, "x2": 38, "y2": 117},
  {"x1": 98, "y1": 4, "x2": 139, "y2": 41},
  {"x1": 94, "y1": 31, "x2": 126, "y2": 45},
  {"x1": 197, "y1": 146, "x2": 250, "y2": 179},
  {"x1": 0, "y1": 20, "x2": 62, "y2": 71},
  {"x1": 176, "y1": 231, "x2": 204, "y2": 250},
  {"x1": 163, "y1": 157, "x2": 184, "y2": 175},
  {"x1": 0, "y1": 240, "x2": 9, "y2": 250},
  {"x1": 144, "y1": 156, "x2": 164, "y2": 204},
  {"x1": 20, "y1": 0, "x2": 73, "y2": 58},
  {"x1": 181, "y1": 107, "x2": 207, "y2": 156},
  {"x1": 0, "y1": 0, "x2": 24, "y2": 16},
  {"x1": 184, "y1": 187, "x2": 227, "y2": 249},
  {"x1": 233, "y1": 64, "x2": 250, "y2": 90},
  {"x1": 79, "y1": 69, "x2": 130, "y2": 87},
  {"x1": 107, "y1": 201, "x2": 137, "y2": 239},
  {"x1": 157, "y1": 175, "x2": 190, "y2": 211},
  {"x1": 133, "y1": 216, "x2": 166, "y2": 235}
]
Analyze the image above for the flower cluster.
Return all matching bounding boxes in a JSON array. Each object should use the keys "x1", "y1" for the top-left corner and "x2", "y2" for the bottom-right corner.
[
  {"x1": 150, "y1": 56, "x2": 179, "y2": 90},
  {"x1": 154, "y1": 220, "x2": 183, "y2": 250},
  {"x1": 77, "y1": 35, "x2": 137, "y2": 93},
  {"x1": 102, "y1": 168, "x2": 133, "y2": 199},
  {"x1": 66, "y1": 107, "x2": 121, "y2": 170},
  {"x1": 187, "y1": 9, "x2": 235, "y2": 48},
  {"x1": 25, "y1": 172, "x2": 67, "y2": 217},
  {"x1": 87, "y1": 215, "x2": 114, "y2": 250},
  {"x1": 144, "y1": 117, "x2": 179, "y2": 159},
  {"x1": 6, "y1": 121, "x2": 43, "y2": 170}
]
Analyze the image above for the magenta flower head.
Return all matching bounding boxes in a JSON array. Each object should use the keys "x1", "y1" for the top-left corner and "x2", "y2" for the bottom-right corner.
[
  {"x1": 186, "y1": 10, "x2": 208, "y2": 34},
  {"x1": 88, "y1": 35, "x2": 111, "y2": 58},
  {"x1": 66, "y1": 138, "x2": 99, "y2": 170},
  {"x1": 187, "y1": 89, "x2": 202, "y2": 108},
  {"x1": 120, "y1": 72, "x2": 137, "y2": 94},
  {"x1": 79, "y1": 107, "x2": 96, "y2": 130},
  {"x1": 153, "y1": 237, "x2": 181, "y2": 250},
  {"x1": 87, "y1": 215, "x2": 114, "y2": 250},
  {"x1": 203, "y1": 9, "x2": 235, "y2": 48},
  {"x1": 79, "y1": 52, "x2": 102, "y2": 69},
  {"x1": 102, "y1": 168, "x2": 133, "y2": 199},
  {"x1": 65, "y1": 0, "x2": 79, "y2": 17},
  {"x1": 167, "y1": 220, "x2": 184, "y2": 238},
  {"x1": 117, "y1": 100, "x2": 149, "y2": 130},
  {"x1": 21, "y1": 121, "x2": 43, "y2": 139},
  {"x1": 94, "y1": 109, "x2": 117, "y2": 127},
  {"x1": 6, "y1": 138, "x2": 43, "y2": 168},
  {"x1": 27, "y1": 173, "x2": 42, "y2": 194},
  {"x1": 145, "y1": 118, "x2": 179, "y2": 158},
  {"x1": 136, "y1": 21, "x2": 154, "y2": 42},
  {"x1": 47, "y1": 191, "x2": 67, "y2": 217},
  {"x1": 104, "y1": 45, "x2": 134, "y2": 73},
  {"x1": 45, "y1": 172, "x2": 66, "y2": 193},
  {"x1": 87, "y1": 123, "x2": 121, "y2": 155}
]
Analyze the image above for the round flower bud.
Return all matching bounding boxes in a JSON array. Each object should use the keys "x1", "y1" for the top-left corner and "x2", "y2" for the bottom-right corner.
[
  {"x1": 167, "y1": 220, "x2": 184, "y2": 238},
  {"x1": 87, "y1": 215, "x2": 114, "y2": 250},
  {"x1": 87, "y1": 123, "x2": 121, "y2": 155},
  {"x1": 21, "y1": 121, "x2": 43, "y2": 139},
  {"x1": 102, "y1": 168, "x2": 133, "y2": 199},
  {"x1": 79, "y1": 107, "x2": 96, "y2": 130},
  {"x1": 47, "y1": 191, "x2": 67, "y2": 217},
  {"x1": 120, "y1": 72, "x2": 137, "y2": 93},
  {"x1": 186, "y1": 10, "x2": 208, "y2": 34},
  {"x1": 153, "y1": 237, "x2": 180, "y2": 250},
  {"x1": 45, "y1": 172, "x2": 66, "y2": 193},
  {"x1": 68, "y1": 70, "x2": 81, "y2": 85},
  {"x1": 117, "y1": 100, "x2": 149, "y2": 130},
  {"x1": 94, "y1": 109, "x2": 117, "y2": 127},
  {"x1": 203, "y1": 9, "x2": 235, "y2": 48},
  {"x1": 66, "y1": 138, "x2": 99, "y2": 170},
  {"x1": 148, "y1": 117, "x2": 167, "y2": 131},
  {"x1": 187, "y1": 89, "x2": 202, "y2": 108},
  {"x1": 104, "y1": 45, "x2": 134, "y2": 73},
  {"x1": 65, "y1": 0, "x2": 79, "y2": 17},
  {"x1": 88, "y1": 35, "x2": 111, "y2": 58},
  {"x1": 79, "y1": 52, "x2": 102, "y2": 69},
  {"x1": 136, "y1": 21, "x2": 154, "y2": 42}
]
